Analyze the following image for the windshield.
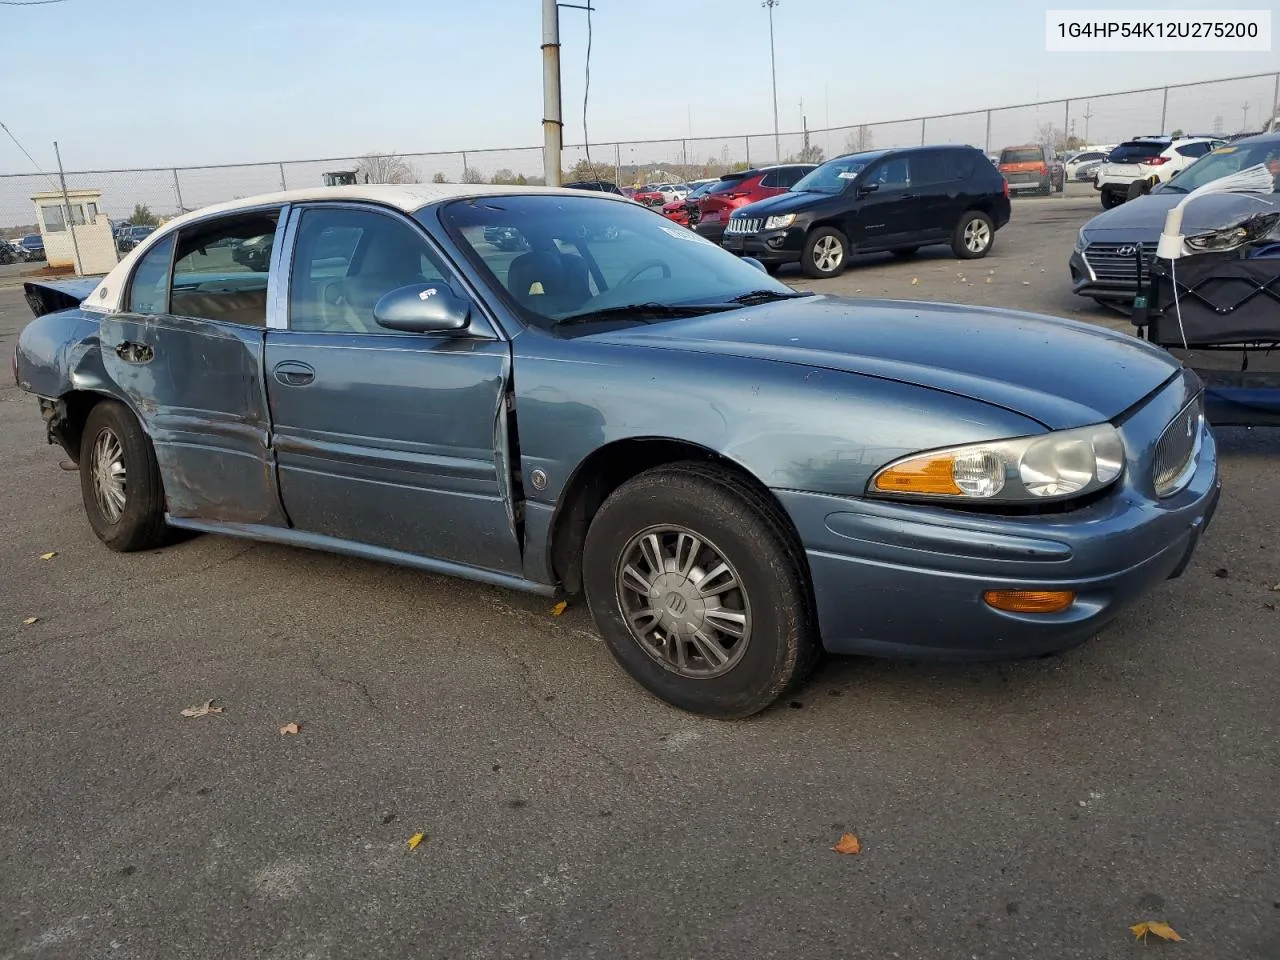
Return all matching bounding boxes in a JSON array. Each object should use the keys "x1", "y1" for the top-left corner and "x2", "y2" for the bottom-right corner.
[
  {"x1": 1162, "y1": 140, "x2": 1280, "y2": 194},
  {"x1": 1000, "y1": 147, "x2": 1043, "y2": 164},
  {"x1": 793, "y1": 154, "x2": 877, "y2": 194},
  {"x1": 436, "y1": 194, "x2": 797, "y2": 329}
]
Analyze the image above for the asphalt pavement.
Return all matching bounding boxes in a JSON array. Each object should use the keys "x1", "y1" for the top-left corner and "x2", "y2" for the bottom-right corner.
[{"x1": 1, "y1": 186, "x2": 1278, "y2": 960}]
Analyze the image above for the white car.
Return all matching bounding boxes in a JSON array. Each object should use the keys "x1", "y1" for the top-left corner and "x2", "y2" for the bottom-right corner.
[
  {"x1": 656, "y1": 183, "x2": 690, "y2": 203},
  {"x1": 1064, "y1": 149, "x2": 1111, "y2": 180},
  {"x1": 1094, "y1": 136, "x2": 1224, "y2": 209}
]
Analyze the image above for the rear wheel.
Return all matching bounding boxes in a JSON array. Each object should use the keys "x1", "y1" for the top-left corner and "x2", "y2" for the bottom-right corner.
[
  {"x1": 581, "y1": 463, "x2": 817, "y2": 718},
  {"x1": 952, "y1": 210, "x2": 995, "y2": 259},
  {"x1": 79, "y1": 400, "x2": 169, "y2": 552},
  {"x1": 801, "y1": 227, "x2": 848, "y2": 278},
  {"x1": 1100, "y1": 190, "x2": 1123, "y2": 210}
]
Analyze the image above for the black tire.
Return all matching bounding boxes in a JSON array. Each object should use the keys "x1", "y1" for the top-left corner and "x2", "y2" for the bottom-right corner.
[
  {"x1": 79, "y1": 400, "x2": 169, "y2": 552},
  {"x1": 951, "y1": 210, "x2": 995, "y2": 260},
  {"x1": 1039, "y1": 180, "x2": 1052, "y2": 196},
  {"x1": 1054, "y1": 177, "x2": 1065, "y2": 193},
  {"x1": 890, "y1": 246, "x2": 920, "y2": 259},
  {"x1": 762, "y1": 261, "x2": 782, "y2": 275},
  {"x1": 801, "y1": 227, "x2": 848, "y2": 279},
  {"x1": 581, "y1": 463, "x2": 818, "y2": 719},
  {"x1": 1101, "y1": 190, "x2": 1123, "y2": 210}
]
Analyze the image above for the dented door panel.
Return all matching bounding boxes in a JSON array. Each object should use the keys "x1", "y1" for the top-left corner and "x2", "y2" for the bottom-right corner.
[
  {"x1": 99, "y1": 313, "x2": 286, "y2": 526},
  {"x1": 263, "y1": 331, "x2": 521, "y2": 574}
]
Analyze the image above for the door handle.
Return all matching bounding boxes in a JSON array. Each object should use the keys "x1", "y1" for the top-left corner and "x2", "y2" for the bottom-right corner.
[
  {"x1": 272, "y1": 361, "x2": 315, "y2": 386},
  {"x1": 115, "y1": 341, "x2": 153, "y2": 364}
]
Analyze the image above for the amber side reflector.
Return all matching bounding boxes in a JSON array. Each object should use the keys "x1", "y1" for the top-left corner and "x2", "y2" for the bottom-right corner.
[
  {"x1": 872, "y1": 457, "x2": 961, "y2": 496},
  {"x1": 983, "y1": 590, "x2": 1075, "y2": 614}
]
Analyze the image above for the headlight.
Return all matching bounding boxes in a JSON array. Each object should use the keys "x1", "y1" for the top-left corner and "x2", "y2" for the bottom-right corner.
[
  {"x1": 765, "y1": 214, "x2": 796, "y2": 230},
  {"x1": 869, "y1": 423, "x2": 1125, "y2": 503},
  {"x1": 1184, "y1": 211, "x2": 1280, "y2": 253}
]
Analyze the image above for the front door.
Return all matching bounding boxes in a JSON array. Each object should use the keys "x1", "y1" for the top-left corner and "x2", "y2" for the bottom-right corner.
[
  {"x1": 99, "y1": 209, "x2": 288, "y2": 526},
  {"x1": 264, "y1": 203, "x2": 522, "y2": 574},
  {"x1": 844, "y1": 155, "x2": 919, "y2": 251}
]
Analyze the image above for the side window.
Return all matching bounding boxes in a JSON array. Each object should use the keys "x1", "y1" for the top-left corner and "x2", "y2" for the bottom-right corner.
[
  {"x1": 1176, "y1": 142, "x2": 1210, "y2": 158},
  {"x1": 782, "y1": 166, "x2": 811, "y2": 188},
  {"x1": 759, "y1": 169, "x2": 782, "y2": 188},
  {"x1": 288, "y1": 207, "x2": 452, "y2": 335},
  {"x1": 168, "y1": 212, "x2": 279, "y2": 327},
  {"x1": 911, "y1": 152, "x2": 951, "y2": 185},
  {"x1": 947, "y1": 149, "x2": 976, "y2": 180},
  {"x1": 126, "y1": 233, "x2": 175, "y2": 315},
  {"x1": 872, "y1": 158, "x2": 911, "y2": 189}
]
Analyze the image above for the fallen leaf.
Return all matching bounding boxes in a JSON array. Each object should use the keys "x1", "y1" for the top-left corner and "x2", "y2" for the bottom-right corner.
[
  {"x1": 22, "y1": 616, "x2": 39, "y2": 625},
  {"x1": 1269, "y1": 583, "x2": 1279, "y2": 592},
  {"x1": 910, "y1": 278, "x2": 919, "y2": 285},
  {"x1": 550, "y1": 601, "x2": 568, "y2": 617},
  {"x1": 40, "y1": 552, "x2": 56, "y2": 561},
  {"x1": 1264, "y1": 602, "x2": 1276, "y2": 611},
  {"x1": 181, "y1": 699, "x2": 224, "y2": 718},
  {"x1": 984, "y1": 277, "x2": 992, "y2": 283},
  {"x1": 1130, "y1": 921, "x2": 1184, "y2": 942},
  {"x1": 279, "y1": 722, "x2": 300, "y2": 736},
  {"x1": 832, "y1": 832, "x2": 862, "y2": 855},
  {"x1": 407, "y1": 832, "x2": 425, "y2": 850},
  {"x1": 1021, "y1": 281, "x2": 1031, "y2": 286}
]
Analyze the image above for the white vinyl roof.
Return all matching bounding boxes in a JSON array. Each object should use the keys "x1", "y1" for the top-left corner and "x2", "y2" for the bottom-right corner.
[{"x1": 81, "y1": 183, "x2": 632, "y2": 314}]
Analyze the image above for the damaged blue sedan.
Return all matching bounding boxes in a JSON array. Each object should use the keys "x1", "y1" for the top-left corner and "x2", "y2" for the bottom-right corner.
[{"x1": 14, "y1": 184, "x2": 1220, "y2": 717}]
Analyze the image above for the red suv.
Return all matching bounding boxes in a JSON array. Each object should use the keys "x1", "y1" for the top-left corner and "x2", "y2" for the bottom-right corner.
[{"x1": 693, "y1": 164, "x2": 816, "y2": 242}]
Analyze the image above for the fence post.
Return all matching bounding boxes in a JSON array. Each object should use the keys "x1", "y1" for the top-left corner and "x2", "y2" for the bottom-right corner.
[
  {"x1": 1062, "y1": 99, "x2": 1070, "y2": 148},
  {"x1": 920, "y1": 117, "x2": 926, "y2": 145},
  {"x1": 1271, "y1": 73, "x2": 1279, "y2": 131},
  {"x1": 172, "y1": 168, "x2": 185, "y2": 214},
  {"x1": 984, "y1": 110, "x2": 992, "y2": 153},
  {"x1": 1159, "y1": 86, "x2": 1169, "y2": 134},
  {"x1": 278, "y1": 162, "x2": 287, "y2": 190},
  {"x1": 461, "y1": 151, "x2": 468, "y2": 178},
  {"x1": 614, "y1": 143, "x2": 621, "y2": 188}
]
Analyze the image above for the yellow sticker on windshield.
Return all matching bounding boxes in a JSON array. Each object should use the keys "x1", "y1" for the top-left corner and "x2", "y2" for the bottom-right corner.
[{"x1": 1211, "y1": 146, "x2": 1238, "y2": 154}]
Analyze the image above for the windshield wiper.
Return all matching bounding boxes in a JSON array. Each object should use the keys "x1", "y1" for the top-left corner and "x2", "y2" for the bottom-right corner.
[
  {"x1": 555, "y1": 302, "x2": 735, "y2": 326},
  {"x1": 725, "y1": 289, "x2": 811, "y2": 305}
]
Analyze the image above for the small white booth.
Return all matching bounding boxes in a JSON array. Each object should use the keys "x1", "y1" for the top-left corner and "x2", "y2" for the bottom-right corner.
[{"x1": 31, "y1": 189, "x2": 119, "y2": 275}]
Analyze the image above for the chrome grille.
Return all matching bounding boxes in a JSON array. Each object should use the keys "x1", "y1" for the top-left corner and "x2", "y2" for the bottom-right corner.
[
  {"x1": 725, "y1": 217, "x2": 762, "y2": 234},
  {"x1": 1082, "y1": 242, "x2": 1154, "y2": 287},
  {"x1": 1152, "y1": 394, "x2": 1204, "y2": 498}
]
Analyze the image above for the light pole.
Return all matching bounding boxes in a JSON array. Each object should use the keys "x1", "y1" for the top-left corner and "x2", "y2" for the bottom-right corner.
[{"x1": 763, "y1": 0, "x2": 780, "y2": 164}]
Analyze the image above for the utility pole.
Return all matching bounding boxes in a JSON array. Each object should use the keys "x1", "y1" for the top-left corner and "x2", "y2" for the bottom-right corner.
[
  {"x1": 541, "y1": 0, "x2": 562, "y2": 186},
  {"x1": 1242, "y1": 102, "x2": 1251, "y2": 131},
  {"x1": 763, "y1": 0, "x2": 781, "y2": 164},
  {"x1": 1082, "y1": 102, "x2": 1093, "y2": 143},
  {"x1": 53, "y1": 141, "x2": 84, "y2": 276}
]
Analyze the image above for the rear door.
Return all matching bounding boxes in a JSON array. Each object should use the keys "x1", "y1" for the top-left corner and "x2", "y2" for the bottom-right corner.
[
  {"x1": 263, "y1": 202, "x2": 521, "y2": 573},
  {"x1": 908, "y1": 150, "x2": 967, "y2": 240},
  {"x1": 846, "y1": 155, "x2": 919, "y2": 250},
  {"x1": 99, "y1": 208, "x2": 288, "y2": 526}
]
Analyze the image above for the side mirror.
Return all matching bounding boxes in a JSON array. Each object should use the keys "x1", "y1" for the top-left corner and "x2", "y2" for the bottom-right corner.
[
  {"x1": 741, "y1": 257, "x2": 768, "y2": 273},
  {"x1": 373, "y1": 283, "x2": 471, "y2": 334},
  {"x1": 856, "y1": 182, "x2": 880, "y2": 198}
]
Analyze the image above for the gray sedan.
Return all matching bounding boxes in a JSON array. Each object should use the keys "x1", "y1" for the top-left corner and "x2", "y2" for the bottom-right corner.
[{"x1": 15, "y1": 184, "x2": 1220, "y2": 717}]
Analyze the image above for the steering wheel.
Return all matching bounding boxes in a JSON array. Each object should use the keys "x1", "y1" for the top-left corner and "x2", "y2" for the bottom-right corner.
[{"x1": 617, "y1": 258, "x2": 672, "y2": 286}]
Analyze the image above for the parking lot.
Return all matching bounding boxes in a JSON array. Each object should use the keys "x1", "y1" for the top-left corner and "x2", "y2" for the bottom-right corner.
[{"x1": 1, "y1": 186, "x2": 1278, "y2": 960}]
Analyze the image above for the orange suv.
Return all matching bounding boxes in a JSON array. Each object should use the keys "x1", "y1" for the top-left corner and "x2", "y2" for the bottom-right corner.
[{"x1": 998, "y1": 144, "x2": 1064, "y2": 196}]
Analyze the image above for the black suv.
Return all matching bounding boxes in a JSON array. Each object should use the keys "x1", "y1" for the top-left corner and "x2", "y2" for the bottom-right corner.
[{"x1": 721, "y1": 145, "x2": 1011, "y2": 278}]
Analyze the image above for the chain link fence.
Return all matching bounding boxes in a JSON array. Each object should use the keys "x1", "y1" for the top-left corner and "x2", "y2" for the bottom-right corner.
[{"x1": 3, "y1": 72, "x2": 1277, "y2": 237}]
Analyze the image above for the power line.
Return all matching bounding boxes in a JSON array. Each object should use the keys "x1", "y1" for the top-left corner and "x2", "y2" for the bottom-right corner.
[
  {"x1": 0, "y1": 1, "x2": 73, "y2": 6},
  {"x1": 0, "y1": 120, "x2": 58, "y2": 189}
]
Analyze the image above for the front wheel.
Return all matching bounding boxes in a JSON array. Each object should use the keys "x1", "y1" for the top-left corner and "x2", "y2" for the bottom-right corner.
[
  {"x1": 952, "y1": 210, "x2": 995, "y2": 259},
  {"x1": 581, "y1": 463, "x2": 817, "y2": 718},
  {"x1": 801, "y1": 227, "x2": 848, "y2": 279},
  {"x1": 79, "y1": 400, "x2": 170, "y2": 552}
]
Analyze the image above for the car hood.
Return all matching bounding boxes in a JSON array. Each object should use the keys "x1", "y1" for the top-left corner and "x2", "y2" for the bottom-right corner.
[
  {"x1": 589, "y1": 296, "x2": 1180, "y2": 430},
  {"x1": 1082, "y1": 190, "x2": 1280, "y2": 239},
  {"x1": 735, "y1": 191, "x2": 831, "y2": 216}
]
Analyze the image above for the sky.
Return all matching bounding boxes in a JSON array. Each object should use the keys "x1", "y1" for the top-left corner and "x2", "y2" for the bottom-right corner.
[{"x1": 0, "y1": 0, "x2": 1278, "y2": 177}]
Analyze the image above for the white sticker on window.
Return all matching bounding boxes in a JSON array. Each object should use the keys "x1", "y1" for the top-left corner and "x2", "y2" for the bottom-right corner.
[
  {"x1": 661, "y1": 226, "x2": 715, "y2": 245},
  {"x1": 837, "y1": 171, "x2": 859, "y2": 180}
]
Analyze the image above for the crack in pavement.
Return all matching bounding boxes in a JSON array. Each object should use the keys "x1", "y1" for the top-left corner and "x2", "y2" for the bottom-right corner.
[{"x1": 306, "y1": 649, "x2": 379, "y2": 711}]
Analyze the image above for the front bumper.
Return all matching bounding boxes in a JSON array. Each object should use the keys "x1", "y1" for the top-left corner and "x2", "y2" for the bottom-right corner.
[
  {"x1": 721, "y1": 227, "x2": 805, "y2": 263},
  {"x1": 777, "y1": 375, "x2": 1221, "y2": 660},
  {"x1": 1069, "y1": 247, "x2": 1143, "y2": 302}
]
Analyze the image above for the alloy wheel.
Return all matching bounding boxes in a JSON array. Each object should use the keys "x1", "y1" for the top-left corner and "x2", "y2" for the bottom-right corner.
[{"x1": 91, "y1": 427, "x2": 127, "y2": 523}]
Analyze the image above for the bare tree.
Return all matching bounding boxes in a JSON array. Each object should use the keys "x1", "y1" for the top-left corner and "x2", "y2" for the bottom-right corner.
[
  {"x1": 491, "y1": 168, "x2": 518, "y2": 185},
  {"x1": 355, "y1": 151, "x2": 419, "y2": 184},
  {"x1": 461, "y1": 167, "x2": 487, "y2": 184},
  {"x1": 431, "y1": 172, "x2": 447, "y2": 184},
  {"x1": 1035, "y1": 123, "x2": 1066, "y2": 152},
  {"x1": 843, "y1": 126, "x2": 874, "y2": 154},
  {"x1": 796, "y1": 143, "x2": 825, "y2": 164}
]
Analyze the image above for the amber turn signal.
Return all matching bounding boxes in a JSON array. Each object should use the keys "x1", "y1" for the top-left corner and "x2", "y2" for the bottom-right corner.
[
  {"x1": 871, "y1": 457, "x2": 962, "y2": 496},
  {"x1": 982, "y1": 590, "x2": 1075, "y2": 614}
]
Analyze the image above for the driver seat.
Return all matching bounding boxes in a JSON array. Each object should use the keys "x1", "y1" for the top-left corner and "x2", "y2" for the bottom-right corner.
[{"x1": 506, "y1": 250, "x2": 593, "y2": 314}]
